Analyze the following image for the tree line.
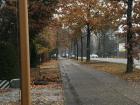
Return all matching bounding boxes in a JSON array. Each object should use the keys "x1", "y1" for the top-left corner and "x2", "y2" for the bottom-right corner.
[
  {"x1": 0, "y1": 0, "x2": 58, "y2": 80},
  {"x1": 55, "y1": 0, "x2": 140, "y2": 73},
  {"x1": 0, "y1": 0, "x2": 139, "y2": 80}
]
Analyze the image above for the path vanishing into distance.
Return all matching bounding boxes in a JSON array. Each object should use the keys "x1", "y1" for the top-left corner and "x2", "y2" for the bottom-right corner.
[{"x1": 59, "y1": 58, "x2": 140, "y2": 105}]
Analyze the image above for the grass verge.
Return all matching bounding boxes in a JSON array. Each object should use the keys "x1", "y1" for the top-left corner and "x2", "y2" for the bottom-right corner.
[
  {"x1": 31, "y1": 60, "x2": 61, "y2": 84},
  {"x1": 81, "y1": 60, "x2": 140, "y2": 82}
]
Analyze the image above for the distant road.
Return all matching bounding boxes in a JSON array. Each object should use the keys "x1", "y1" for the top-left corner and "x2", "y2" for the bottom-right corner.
[{"x1": 91, "y1": 58, "x2": 140, "y2": 69}]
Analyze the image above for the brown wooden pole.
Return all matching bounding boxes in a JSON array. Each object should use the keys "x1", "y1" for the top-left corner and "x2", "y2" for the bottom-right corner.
[{"x1": 19, "y1": 0, "x2": 31, "y2": 105}]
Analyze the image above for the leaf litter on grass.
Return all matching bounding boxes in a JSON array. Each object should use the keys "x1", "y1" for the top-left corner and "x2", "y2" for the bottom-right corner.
[
  {"x1": 0, "y1": 60, "x2": 64, "y2": 105},
  {"x1": 83, "y1": 61, "x2": 140, "y2": 82}
]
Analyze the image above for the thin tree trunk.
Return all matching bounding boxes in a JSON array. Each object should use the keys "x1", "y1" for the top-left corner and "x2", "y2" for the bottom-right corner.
[
  {"x1": 74, "y1": 40, "x2": 76, "y2": 59},
  {"x1": 70, "y1": 40, "x2": 73, "y2": 58},
  {"x1": 126, "y1": 0, "x2": 134, "y2": 73},
  {"x1": 56, "y1": 48, "x2": 58, "y2": 60},
  {"x1": 86, "y1": 23, "x2": 91, "y2": 62},
  {"x1": 81, "y1": 36, "x2": 83, "y2": 61},
  {"x1": 98, "y1": 37, "x2": 101, "y2": 57},
  {"x1": 76, "y1": 39, "x2": 79, "y2": 60},
  {"x1": 56, "y1": 33, "x2": 59, "y2": 60},
  {"x1": 64, "y1": 48, "x2": 67, "y2": 57},
  {"x1": 103, "y1": 33, "x2": 106, "y2": 58}
]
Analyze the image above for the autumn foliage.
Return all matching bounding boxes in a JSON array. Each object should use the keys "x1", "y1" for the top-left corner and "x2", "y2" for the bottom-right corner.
[{"x1": 56, "y1": 0, "x2": 140, "y2": 72}]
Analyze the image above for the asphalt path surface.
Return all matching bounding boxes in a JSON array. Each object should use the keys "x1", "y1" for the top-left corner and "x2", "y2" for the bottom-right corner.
[{"x1": 59, "y1": 58, "x2": 140, "y2": 105}]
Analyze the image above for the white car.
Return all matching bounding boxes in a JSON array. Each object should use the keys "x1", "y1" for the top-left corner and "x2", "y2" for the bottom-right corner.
[
  {"x1": 71, "y1": 54, "x2": 75, "y2": 57},
  {"x1": 90, "y1": 54, "x2": 98, "y2": 58}
]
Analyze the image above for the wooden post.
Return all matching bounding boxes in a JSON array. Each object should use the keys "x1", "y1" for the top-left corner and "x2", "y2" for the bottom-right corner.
[{"x1": 19, "y1": 0, "x2": 31, "y2": 105}]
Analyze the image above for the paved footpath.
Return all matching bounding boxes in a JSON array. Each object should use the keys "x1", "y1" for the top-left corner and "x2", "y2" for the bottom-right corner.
[{"x1": 59, "y1": 59, "x2": 140, "y2": 105}]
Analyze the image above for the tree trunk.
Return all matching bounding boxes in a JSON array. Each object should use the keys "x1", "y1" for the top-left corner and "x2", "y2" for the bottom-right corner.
[
  {"x1": 81, "y1": 36, "x2": 83, "y2": 61},
  {"x1": 126, "y1": 0, "x2": 134, "y2": 73},
  {"x1": 76, "y1": 39, "x2": 79, "y2": 60},
  {"x1": 74, "y1": 41, "x2": 76, "y2": 59},
  {"x1": 86, "y1": 23, "x2": 91, "y2": 62},
  {"x1": 103, "y1": 33, "x2": 106, "y2": 57},
  {"x1": 70, "y1": 41, "x2": 73, "y2": 58},
  {"x1": 98, "y1": 37, "x2": 101, "y2": 57},
  {"x1": 56, "y1": 33, "x2": 59, "y2": 60},
  {"x1": 56, "y1": 48, "x2": 58, "y2": 60},
  {"x1": 64, "y1": 48, "x2": 67, "y2": 57}
]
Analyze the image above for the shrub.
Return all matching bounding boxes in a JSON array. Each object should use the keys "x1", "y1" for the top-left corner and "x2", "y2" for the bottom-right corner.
[{"x1": 0, "y1": 42, "x2": 19, "y2": 80}]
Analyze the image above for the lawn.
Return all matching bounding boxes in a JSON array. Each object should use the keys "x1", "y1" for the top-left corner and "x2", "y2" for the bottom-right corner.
[
  {"x1": 31, "y1": 60, "x2": 61, "y2": 84},
  {"x1": 81, "y1": 61, "x2": 140, "y2": 82},
  {"x1": 30, "y1": 60, "x2": 64, "y2": 105},
  {"x1": 0, "y1": 60, "x2": 64, "y2": 105}
]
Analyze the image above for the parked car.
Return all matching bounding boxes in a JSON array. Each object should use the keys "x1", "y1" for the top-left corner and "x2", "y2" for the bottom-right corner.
[
  {"x1": 62, "y1": 53, "x2": 69, "y2": 58},
  {"x1": 71, "y1": 54, "x2": 75, "y2": 57},
  {"x1": 51, "y1": 54, "x2": 56, "y2": 58},
  {"x1": 90, "y1": 53, "x2": 98, "y2": 58},
  {"x1": 69, "y1": 54, "x2": 75, "y2": 58},
  {"x1": 62, "y1": 54, "x2": 66, "y2": 57}
]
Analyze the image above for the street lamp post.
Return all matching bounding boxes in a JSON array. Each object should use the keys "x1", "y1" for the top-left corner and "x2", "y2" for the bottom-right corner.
[{"x1": 19, "y1": 0, "x2": 31, "y2": 105}]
